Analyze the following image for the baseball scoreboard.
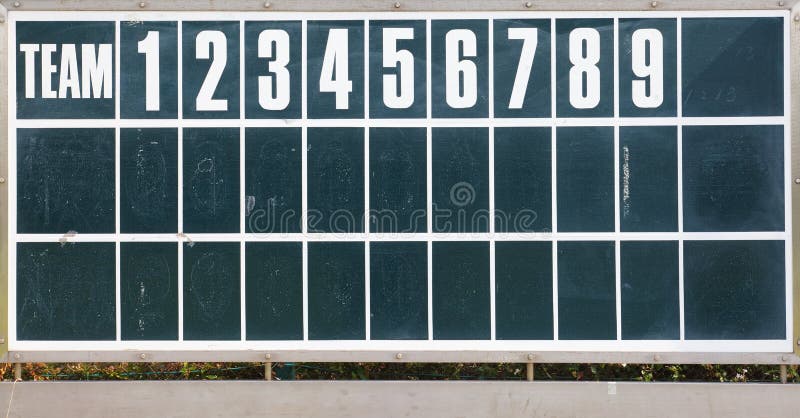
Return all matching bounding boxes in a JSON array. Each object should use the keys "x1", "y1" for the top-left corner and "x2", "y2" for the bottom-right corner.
[{"x1": 5, "y1": 9, "x2": 793, "y2": 358}]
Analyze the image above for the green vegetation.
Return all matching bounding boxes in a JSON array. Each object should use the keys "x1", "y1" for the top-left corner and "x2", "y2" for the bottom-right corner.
[{"x1": 1, "y1": 363, "x2": 796, "y2": 382}]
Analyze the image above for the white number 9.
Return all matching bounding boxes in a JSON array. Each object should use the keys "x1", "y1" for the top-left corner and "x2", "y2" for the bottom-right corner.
[{"x1": 631, "y1": 28, "x2": 663, "y2": 109}]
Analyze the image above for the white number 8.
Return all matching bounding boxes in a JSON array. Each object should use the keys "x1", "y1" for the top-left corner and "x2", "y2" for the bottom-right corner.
[{"x1": 568, "y1": 28, "x2": 601, "y2": 109}]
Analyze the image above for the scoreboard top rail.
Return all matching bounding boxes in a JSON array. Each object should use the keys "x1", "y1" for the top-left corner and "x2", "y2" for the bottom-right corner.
[{"x1": 0, "y1": 2, "x2": 798, "y2": 364}]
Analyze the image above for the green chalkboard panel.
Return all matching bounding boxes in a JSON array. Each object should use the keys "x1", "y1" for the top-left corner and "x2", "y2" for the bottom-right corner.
[
  {"x1": 682, "y1": 125, "x2": 784, "y2": 232},
  {"x1": 244, "y1": 21, "x2": 302, "y2": 119},
  {"x1": 370, "y1": 242, "x2": 428, "y2": 340},
  {"x1": 493, "y1": 19, "x2": 551, "y2": 118},
  {"x1": 307, "y1": 128, "x2": 365, "y2": 233},
  {"x1": 17, "y1": 242, "x2": 115, "y2": 340},
  {"x1": 17, "y1": 128, "x2": 115, "y2": 234},
  {"x1": 307, "y1": 21, "x2": 364, "y2": 119},
  {"x1": 684, "y1": 240, "x2": 785, "y2": 340},
  {"x1": 245, "y1": 242, "x2": 303, "y2": 340},
  {"x1": 121, "y1": 242, "x2": 178, "y2": 340},
  {"x1": 245, "y1": 128, "x2": 302, "y2": 234},
  {"x1": 682, "y1": 17, "x2": 783, "y2": 117},
  {"x1": 556, "y1": 127, "x2": 614, "y2": 232},
  {"x1": 558, "y1": 241, "x2": 616, "y2": 340},
  {"x1": 308, "y1": 242, "x2": 365, "y2": 340},
  {"x1": 620, "y1": 241, "x2": 679, "y2": 340},
  {"x1": 619, "y1": 126, "x2": 678, "y2": 232},
  {"x1": 494, "y1": 127, "x2": 551, "y2": 233},
  {"x1": 369, "y1": 20, "x2": 427, "y2": 118},
  {"x1": 433, "y1": 241, "x2": 490, "y2": 340},
  {"x1": 432, "y1": 128, "x2": 489, "y2": 233},
  {"x1": 183, "y1": 128, "x2": 240, "y2": 233},
  {"x1": 618, "y1": 18, "x2": 677, "y2": 117},
  {"x1": 183, "y1": 242, "x2": 241, "y2": 340},
  {"x1": 120, "y1": 128, "x2": 178, "y2": 233},
  {"x1": 369, "y1": 127, "x2": 427, "y2": 233},
  {"x1": 431, "y1": 20, "x2": 488, "y2": 118},
  {"x1": 120, "y1": 21, "x2": 178, "y2": 118},
  {"x1": 495, "y1": 241, "x2": 553, "y2": 340}
]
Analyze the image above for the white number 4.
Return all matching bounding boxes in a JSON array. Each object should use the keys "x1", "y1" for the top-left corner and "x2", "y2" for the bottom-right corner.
[{"x1": 319, "y1": 28, "x2": 353, "y2": 110}]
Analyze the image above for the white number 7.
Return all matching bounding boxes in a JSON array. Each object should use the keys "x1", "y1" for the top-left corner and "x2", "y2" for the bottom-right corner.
[{"x1": 507, "y1": 27, "x2": 538, "y2": 109}]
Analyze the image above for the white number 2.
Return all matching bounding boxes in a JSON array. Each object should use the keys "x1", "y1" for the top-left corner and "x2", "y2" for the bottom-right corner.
[
  {"x1": 195, "y1": 30, "x2": 228, "y2": 112},
  {"x1": 568, "y1": 28, "x2": 601, "y2": 109},
  {"x1": 445, "y1": 29, "x2": 478, "y2": 109},
  {"x1": 320, "y1": 28, "x2": 353, "y2": 110},
  {"x1": 382, "y1": 27, "x2": 415, "y2": 109},
  {"x1": 507, "y1": 27, "x2": 538, "y2": 109},
  {"x1": 258, "y1": 29, "x2": 291, "y2": 111},
  {"x1": 631, "y1": 28, "x2": 663, "y2": 109},
  {"x1": 137, "y1": 31, "x2": 160, "y2": 111}
]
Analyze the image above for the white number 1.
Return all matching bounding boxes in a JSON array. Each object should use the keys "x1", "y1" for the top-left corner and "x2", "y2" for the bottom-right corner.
[
  {"x1": 137, "y1": 31, "x2": 160, "y2": 111},
  {"x1": 320, "y1": 28, "x2": 353, "y2": 110}
]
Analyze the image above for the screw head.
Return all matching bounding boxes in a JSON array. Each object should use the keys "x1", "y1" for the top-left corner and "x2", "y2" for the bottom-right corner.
[
  {"x1": 265, "y1": 353, "x2": 271, "y2": 360},
  {"x1": 525, "y1": 1, "x2": 532, "y2": 8},
  {"x1": 138, "y1": 2, "x2": 146, "y2": 8},
  {"x1": 794, "y1": 178, "x2": 800, "y2": 184},
  {"x1": 781, "y1": 355, "x2": 789, "y2": 362},
  {"x1": 654, "y1": 354, "x2": 662, "y2": 362},
  {"x1": 527, "y1": 354, "x2": 535, "y2": 361},
  {"x1": 13, "y1": 353, "x2": 20, "y2": 359},
  {"x1": 264, "y1": 2, "x2": 271, "y2": 7},
  {"x1": 394, "y1": 2, "x2": 401, "y2": 8},
  {"x1": 13, "y1": 2, "x2": 20, "y2": 7},
  {"x1": 0, "y1": 177, "x2": 6, "y2": 184},
  {"x1": 139, "y1": 353, "x2": 147, "y2": 360},
  {"x1": 395, "y1": 353, "x2": 403, "y2": 360},
  {"x1": 650, "y1": 1, "x2": 658, "y2": 7},
  {"x1": 795, "y1": 15, "x2": 800, "y2": 22},
  {"x1": 779, "y1": 1, "x2": 786, "y2": 6}
]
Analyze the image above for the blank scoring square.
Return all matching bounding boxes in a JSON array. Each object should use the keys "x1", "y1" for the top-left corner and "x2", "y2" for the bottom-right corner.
[
  {"x1": 120, "y1": 128, "x2": 179, "y2": 234},
  {"x1": 307, "y1": 128, "x2": 365, "y2": 233},
  {"x1": 432, "y1": 241, "x2": 490, "y2": 340},
  {"x1": 370, "y1": 242, "x2": 428, "y2": 340},
  {"x1": 183, "y1": 242, "x2": 241, "y2": 340},
  {"x1": 494, "y1": 127, "x2": 551, "y2": 233},
  {"x1": 556, "y1": 127, "x2": 614, "y2": 232},
  {"x1": 17, "y1": 128, "x2": 115, "y2": 234},
  {"x1": 17, "y1": 242, "x2": 116, "y2": 341},
  {"x1": 431, "y1": 128, "x2": 489, "y2": 233},
  {"x1": 495, "y1": 241, "x2": 553, "y2": 340},
  {"x1": 308, "y1": 242, "x2": 366, "y2": 340},
  {"x1": 682, "y1": 125, "x2": 784, "y2": 232},
  {"x1": 620, "y1": 241, "x2": 679, "y2": 340},
  {"x1": 245, "y1": 242, "x2": 303, "y2": 340},
  {"x1": 369, "y1": 127, "x2": 427, "y2": 233},
  {"x1": 682, "y1": 17, "x2": 783, "y2": 117},
  {"x1": 557, "y1": 241, "x2": 616, "y2": 340},
  {"x1": 619, "y1": 126, "x2": 678, "y2": 232},
  {"x1": 120, "y1": 242, "x2": 179, "y2": 341},
  {"x1": 183, "y1": 128, "x2": 241, "y2": 233},
  {"x1": 684, "y1": 240, "x2": 785, "y2": 340}
]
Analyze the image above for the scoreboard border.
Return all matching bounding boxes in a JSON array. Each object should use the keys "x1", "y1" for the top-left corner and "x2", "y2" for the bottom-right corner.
[{"x1": 0, "y1": 0, "x2": 799, "y2": 365}]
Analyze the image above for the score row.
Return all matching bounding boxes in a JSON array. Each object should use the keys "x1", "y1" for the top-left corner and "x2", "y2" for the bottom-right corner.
[{"x1": 15, "y1": 17, "x2": 783, "y2": 119}]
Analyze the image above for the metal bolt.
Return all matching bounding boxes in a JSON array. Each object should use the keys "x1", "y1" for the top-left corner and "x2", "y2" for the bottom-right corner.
[
  {"x1": 795, "y1": 178, "x2": 800, "y2": 184},
  {"x1": 264, "y1": 2, "x2": 271, "y2": 8},
  {"x1": 654, "y1": 354, "x2": 662, "y2": 362},
  {"x1": 527, "y1": 354, "x2": 535, "y2": 361},
  {"x1": 779, "y1": 1, "x2": 785, "y2": 6},
  {"x1": 394, "y1": 2, "x2": 401, "y2": 8},
  {"x1": 525, "y1": 1, "x2": 532, "y2": 8},
  {"x1": 650, "y1": 1, "x2": 658, "y2": 7},
  {"x1": 139, "y1": 353, "x2": 146, "y2": 360},
  {"x1": 0, "y1": 177, "x2": 5, "y2": 184},
  {"x1": 13, "y1": 2, "x2": 20, "y2": 7},
  {"x1": 139, "y1": 2, "x2": 146, "y2": 8},
  {"x1": 265, "y1": 353, "x2": 271, "y2": 360},
  {"x1": 13, "y1": 353, "x2": 20, "y2": 359},
  {"x1": 0, "y1": 18, "x2": 5, "y2": 24},
  {"x1": 0, "y1": 338, "x2": 5, "y2": 344},
  {"x1": 395, "y1": 353, "x2": 403, "y2": 360},
  {"x1": 781, "y1": 355, "x2": 789, "y2": 362}
]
